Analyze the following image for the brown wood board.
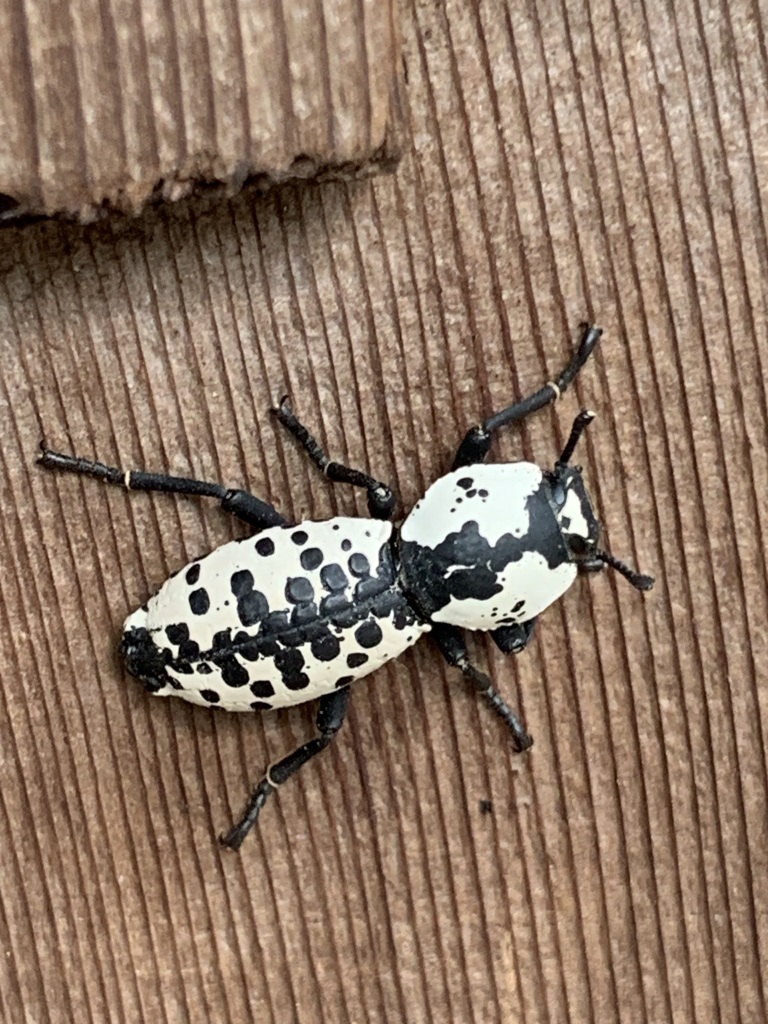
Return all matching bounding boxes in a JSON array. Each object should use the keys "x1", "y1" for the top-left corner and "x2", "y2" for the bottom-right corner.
[
  {"x1": 0, "y1": 0, "x2": 404, "y2": 221},
  {"x1": 1, "y1": 0, "x2": 767, "y2": 1021}
]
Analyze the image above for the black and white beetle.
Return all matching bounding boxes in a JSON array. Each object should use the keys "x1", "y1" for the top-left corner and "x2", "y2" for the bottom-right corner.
[{"x1": 39, "y1": 325, "x2": 653, "y2": 849}]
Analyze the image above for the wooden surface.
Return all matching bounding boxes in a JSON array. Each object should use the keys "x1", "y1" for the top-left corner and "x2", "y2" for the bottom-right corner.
[
  {"x1": 1, "y1": 0, "x2": 767, "y2": 1021},
  {"x1": 0, "y1": 0, "x2": 403, "y2": 221}
]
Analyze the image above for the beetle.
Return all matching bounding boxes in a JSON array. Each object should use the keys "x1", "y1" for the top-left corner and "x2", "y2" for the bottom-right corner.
[{"x1": 39, "y1": 324, "x2": 653, "y2": 849}]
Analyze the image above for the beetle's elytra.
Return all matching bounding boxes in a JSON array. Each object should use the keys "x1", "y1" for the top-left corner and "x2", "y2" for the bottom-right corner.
[{"x1": 39, "y1": 325, "x2": 653, "y2": 849}]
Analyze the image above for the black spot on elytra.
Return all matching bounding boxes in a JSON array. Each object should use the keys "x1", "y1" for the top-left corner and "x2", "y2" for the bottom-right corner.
[
  {"x1": 341, "y1": 539, "x2": 352, "y2": 551},
  {"x1": 513, "y1": 599, "x2": 525, "y2": 613},
  {"x1": 355, "y1": 577, "x2": 388, "y2": 601},
  {"x1": 479, "y1": 489, "x2": 488, "y2": 498},
  {"x1": 173, "y1": 663, "x2": 194, "y2": 674},
  {"x1": 185, "y1": 563, "x2": 200, "y2": 585},
  {"x1": 250, "y1": 679, "x2": 275, "y2": 698},
  {"x1": 233, "y1": 631, "x2": 260, "y2": 660},
  {"x1": 311, "y1": 633, "x2": 341, "y2": 662},
  {"x1": 217, "y1": 654, "x2": 250, "y2": 688},
  {"x1": 348, "y1": 553, "x2": 370, "y2": 577},
  {"x1": 335, "y1": 675, "x2": 353, "y2": 688},
  {"x1": 466, "y1": 489, "x2": 477, "y2": 498},
  {"x1": 347, "y1": 652, "x2": 368, "y2": 668},
  {"x1": 200, "y1": 689, "x2": 220, "y2": 704},
  {"x1": 231, "y1": 569, "x2": 269, "y2": 626},
  {"x1": 274, "y1": 648, "x2": 308, "y2": 689},
  {"x1": 164, "y1": 623, "x2": 201, "y2": 661},
  {"x1": 300, "y1": 547, "x2": 324, "y2": 571},
  {"x1": 255, "y1": 536, "x2": 275, "y2": 556},
  {"x1": 291, "y1": 602, "x2": 319, "y2": 626},
  {"x1": 291, "y1": 530, "x2": 308, "y2": 545},
  {"x1": 197, "y1": 663, "x2": 212, "y2": 674},
  {"x1": 457, "y1": 477, "x2": 474, "y2": 489},
  {"x1": 261, "y1": 610, "x2": 289, "y2": 634},
  {"x1": 330, "y1": 605, "x2": 359, "y2": 629},
  {"x1": 251, "y1": 700, "x2": 273, "y2": 710},
  {"x1": 320, "y1": 563, "x2": 348, "y2": 592},
  {"x1": 354, "y1": 620, "x2": 383, "y2": 649},
  {"x1": 212, "y1": 629, "x2": 232, "y2": 650},
  {"x1": 258, "y1": 636, "x2": 281, "y2": 658},
  {"x1": 189, "y1": 588, "x2": 210, "y2": 615},
  {"x1": 320, "y1": 593, "x2": 350, "y2": 616},
  {"x1": 371, "y1": 590, "x2": 401, "y2": 617},
  {"x1": 286, "y1": 577, "x2": 314, "y2": 603},
  {"x1": 165, "y1": 623, "x2": 187, "y2": 645}
]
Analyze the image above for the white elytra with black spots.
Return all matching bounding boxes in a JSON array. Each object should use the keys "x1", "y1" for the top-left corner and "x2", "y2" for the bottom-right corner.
[
  {"x1": 124, "y1": 518, "x2": 429, "y2": 711},
  {"x1": 399, "y1": 463, "x2": 580, "y2": 631}
]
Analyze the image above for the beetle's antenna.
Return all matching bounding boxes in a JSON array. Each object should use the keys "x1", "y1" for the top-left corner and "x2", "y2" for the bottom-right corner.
[
  {"x1": 557, "y1": 410, "x2": 595, "y2": 467},
  {"x1": 597, "y1": 550, "x2": 655, "y2": 591}
]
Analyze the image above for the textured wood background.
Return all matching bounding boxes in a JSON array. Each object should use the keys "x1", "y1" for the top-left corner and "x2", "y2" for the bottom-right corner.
[
  {"x1": 0, "y1": 0, "x2": 402, "y2": 220},
  {"x1": 1, "y1": 0, "x2": 767, "y2": 1022}
]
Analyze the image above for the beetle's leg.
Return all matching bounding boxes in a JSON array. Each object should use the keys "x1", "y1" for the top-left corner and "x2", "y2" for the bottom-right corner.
[
  {"x1": 220, "y1": 686, "x2": 351, "y2": 850},
  {"x1": 273, "y1": 399, "x2": 395, "y2": 520},
  {"x1": 452, "y1": 324, "x2": 602, "y2": 469},
  {"x1": 491, "y1": 619, "x2": 537, "y2": 655},
  {"x1": 431, "y1": 624, "x2": 533, "y2": 751},
  {"x1": 37, "y1": 447, "x2": 286, "y2": 529}
]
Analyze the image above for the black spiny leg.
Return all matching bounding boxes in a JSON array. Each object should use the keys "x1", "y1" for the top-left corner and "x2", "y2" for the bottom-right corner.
[
  {"x1": 220, "y1": 687, "x2": 352, "y2": 851},
  {"x1": 452, "y1": 324, "x2": 602, "y2": 469},
  {"x1": 38, "y1": 446, "x2": 287, "y2": 529},
  {"x1": 273, "y1": 399, "x2": 395, "y2": 520},
  {"x1": 491, "y1": 619, "x2": 537, "y2": 655},
  {"x1": 432, "y1": 624, "x2": 533, "y2": 751}
]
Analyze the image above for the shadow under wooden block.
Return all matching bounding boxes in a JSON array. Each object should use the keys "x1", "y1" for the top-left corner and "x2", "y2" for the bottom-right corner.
[{"x1": 0, "y1": 0, "x2": 405, "y2": 223}]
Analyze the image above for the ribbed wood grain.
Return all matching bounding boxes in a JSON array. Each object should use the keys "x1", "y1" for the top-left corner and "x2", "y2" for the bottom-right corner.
[
  {"x1": 1, "y1": 0, "x2": 767, "y2": 1021},
  {"x1": 0, "y1": 0, "x2": 403, "y2": 221}
]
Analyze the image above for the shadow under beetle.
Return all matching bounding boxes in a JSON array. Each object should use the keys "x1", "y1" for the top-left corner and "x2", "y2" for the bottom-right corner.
[{"x1": 39, "y1": 324, "x2": 653, "y2": 850}]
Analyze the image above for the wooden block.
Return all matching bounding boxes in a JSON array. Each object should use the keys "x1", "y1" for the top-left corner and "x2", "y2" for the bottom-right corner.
[{"x1": 0, "y1": 0, "x2": 404, "y2": 221}]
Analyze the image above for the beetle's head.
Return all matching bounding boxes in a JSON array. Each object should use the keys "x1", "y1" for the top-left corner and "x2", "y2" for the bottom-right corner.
[
  {"x1": 549, "y1": 411, "x2": 654, "y2": 592},
  {"x1": 549, "y1": 462, "x2": 601, "y2": 564}
]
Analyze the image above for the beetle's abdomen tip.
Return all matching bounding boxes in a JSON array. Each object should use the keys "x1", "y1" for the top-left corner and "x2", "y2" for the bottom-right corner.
[{"x1": 120, "y1": 626, "x2": 168, "y2": 692}]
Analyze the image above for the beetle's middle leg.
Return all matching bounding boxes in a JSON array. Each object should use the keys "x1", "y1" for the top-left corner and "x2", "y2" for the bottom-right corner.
[
  {"x1": 220, "y1": 686, "x2": 351, "y2": 850},
  {"x1": 431, "y1": 624, "x2": 533, "y2": 751},
  {"x1": 38, "y1": 447, "x2": 286, "y2": 529},
  {"x1": 273, "y1": 399, "x2": 395, "y2": 520},
  {"x1": 452, "y1": 323, "x2": 602, "y2": 469}
]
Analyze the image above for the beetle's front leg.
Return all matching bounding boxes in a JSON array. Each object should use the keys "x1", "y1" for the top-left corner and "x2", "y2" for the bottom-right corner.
[
  {"x1": 491, "y1": 619, "x2": 536, "y2": 655},
  {"x1": 452, "y1": 324, "x2": 602, "y2": 469},
  {"x1": 431, "y1": 624, "x2": 532, "y2": 752}
]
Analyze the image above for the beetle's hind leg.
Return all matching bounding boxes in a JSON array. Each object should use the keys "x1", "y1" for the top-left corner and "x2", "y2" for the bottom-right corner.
[
  {"x1": 220, "y1": 686, "x2": 352, "y2": 851},
  {"x1": 273, "y1": 399, "x2": 395, "y2": 520},
  {"x1": 37, "y1": 446, "x2": 286, "y2": 529}
]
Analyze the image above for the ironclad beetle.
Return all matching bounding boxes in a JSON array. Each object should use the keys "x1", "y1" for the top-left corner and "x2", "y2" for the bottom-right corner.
[{"x1": 39, "y1": 324, "x2": 653, "y2": 849}]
